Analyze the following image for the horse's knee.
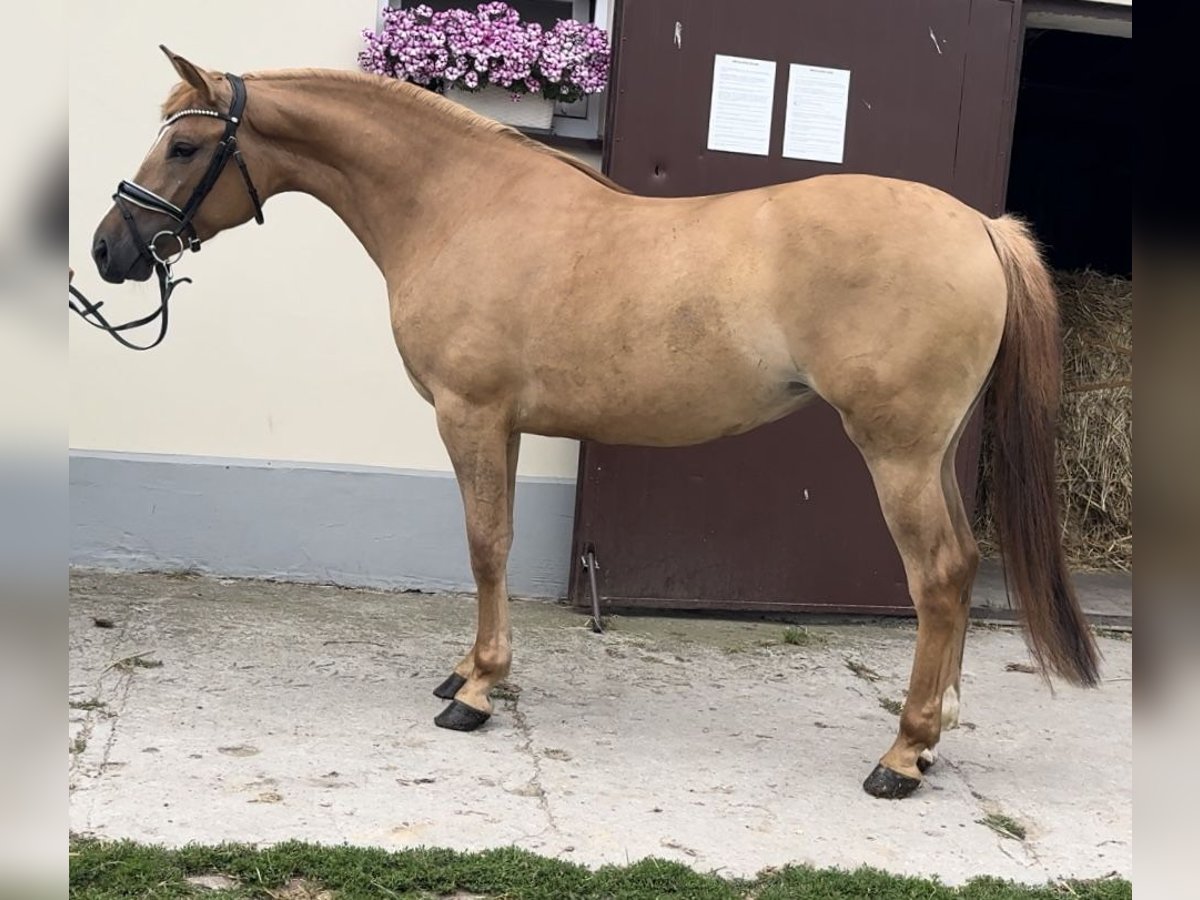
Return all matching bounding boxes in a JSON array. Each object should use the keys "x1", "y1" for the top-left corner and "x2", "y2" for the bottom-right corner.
[{"x1": 468, "y1": 550, "x2": 507, "y2": 592}]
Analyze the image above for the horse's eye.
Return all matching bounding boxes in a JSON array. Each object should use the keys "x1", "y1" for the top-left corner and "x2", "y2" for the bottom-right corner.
[{"x1": 169, "y1": 142, "x2": 197, "y2": 160}]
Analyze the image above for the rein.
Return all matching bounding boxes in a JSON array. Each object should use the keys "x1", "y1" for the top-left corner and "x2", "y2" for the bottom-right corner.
[{"x1": 68, "y1": 73, "x2": 264, "y2": 350}]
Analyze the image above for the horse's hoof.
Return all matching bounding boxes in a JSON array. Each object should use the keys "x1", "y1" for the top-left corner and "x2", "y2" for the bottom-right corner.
[
  {"x1": 433, "y1": 672, "x2": 467, "y2": 700},
  {"x1": 434, "y1": 700, "x2": 491, "y2": 732},
  {"x1": 917, "y1": 749, "x2": 937, "y2": 773},
  {"x1": 863, "y1": 763, "x2": 922, "y2": 799}
]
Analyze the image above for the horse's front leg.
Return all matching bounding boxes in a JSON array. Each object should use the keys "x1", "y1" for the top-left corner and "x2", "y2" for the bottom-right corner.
[
  {"x1": 433, "y1": 433, "x2": 520, "y2": 703},
  {"x1": 431, "y1": 402, "x2": 517, "y2": 732}
]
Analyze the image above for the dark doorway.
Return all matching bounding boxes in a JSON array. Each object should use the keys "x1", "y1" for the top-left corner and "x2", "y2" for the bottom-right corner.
[{"x1": 1005, "y1": 28, "x2": 1132, "y2": 276}]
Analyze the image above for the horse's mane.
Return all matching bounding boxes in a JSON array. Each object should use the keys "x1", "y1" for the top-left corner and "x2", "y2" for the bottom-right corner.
[{"x1": 162, "y1": 68, "x2": 628, "y2": 194}]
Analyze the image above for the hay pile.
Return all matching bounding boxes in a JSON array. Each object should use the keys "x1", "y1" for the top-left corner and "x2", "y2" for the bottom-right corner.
[{"x1": 975, "y1": 269, "x2": 1133, "y2": 571}]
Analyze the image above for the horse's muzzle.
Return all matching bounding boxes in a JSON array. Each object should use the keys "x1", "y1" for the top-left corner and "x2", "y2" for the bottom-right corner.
[{"x1": 91, "y1": 231, "x2": 153, "y2": 284}]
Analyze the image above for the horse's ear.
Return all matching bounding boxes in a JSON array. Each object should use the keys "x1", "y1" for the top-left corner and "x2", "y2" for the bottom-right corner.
[{"x1": 159, "y1": 45, "x2": 219, "y2": 103}]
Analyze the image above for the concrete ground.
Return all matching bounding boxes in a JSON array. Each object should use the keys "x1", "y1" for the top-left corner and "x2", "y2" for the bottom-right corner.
[{"x1": 68, "y1": 571, "x2": 1132, "y2": 887}]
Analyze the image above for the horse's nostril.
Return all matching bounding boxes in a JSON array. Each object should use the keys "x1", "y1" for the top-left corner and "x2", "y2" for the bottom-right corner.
[{"x1": 92, "y1": 238, "x2": 109, "y2": 270}]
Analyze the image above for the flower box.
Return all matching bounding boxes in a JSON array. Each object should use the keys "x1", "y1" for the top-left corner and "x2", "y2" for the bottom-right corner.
[{"x1": 359, "y1": 2, "x2": 610, "y2": 131}]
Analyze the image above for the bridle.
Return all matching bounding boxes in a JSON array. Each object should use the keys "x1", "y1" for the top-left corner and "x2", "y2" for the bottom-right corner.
[{"x1": 68, "y1": 73, "x2": 265, "y2": 350}]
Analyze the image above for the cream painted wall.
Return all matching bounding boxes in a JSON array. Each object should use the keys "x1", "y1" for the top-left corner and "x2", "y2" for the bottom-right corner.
[{"x1": 68, "y1": 0, "x2": 581, "y2": 479}]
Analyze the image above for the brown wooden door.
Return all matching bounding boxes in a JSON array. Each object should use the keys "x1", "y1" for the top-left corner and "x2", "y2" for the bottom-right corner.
[{"x1": 569, "y1": 0, "x2": 1023, "y2": 614}]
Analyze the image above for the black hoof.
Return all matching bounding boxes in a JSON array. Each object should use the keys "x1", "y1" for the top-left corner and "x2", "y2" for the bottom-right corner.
[
  {"x1": 433, "y1": 672, "x2": 467, "y2": 700},
  {"x1": 863, "y1": 763, "x2": 922, "y2": 799},
  {"x1": 917, "y1": 753, "x2": 936, "y2": 774},
  {"x1": 434, "y1": 700, "x2": 491, "y2": 732}
]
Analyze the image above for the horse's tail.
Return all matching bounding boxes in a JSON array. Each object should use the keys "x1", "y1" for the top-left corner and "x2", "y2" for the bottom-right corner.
[{"x1": 982, "y1": 214, "x2": 1100, "y2": 687}]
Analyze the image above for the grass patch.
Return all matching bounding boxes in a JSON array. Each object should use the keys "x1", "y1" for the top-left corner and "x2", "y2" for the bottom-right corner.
[
  {"x1": 70, "y1": 698, "x2": 107, "y2": 712},
  {"x1": 1005, "y1": 662, "x2": 1038, "y2": 674},
  {"x1": 108, "y1": 653, "x2": 164, "y2": 672},
  {"x1": 781, "y1": 626, "x2": 823, "y2": 647},
  {"x1": 69, "y1": 838, "x2": 1130, "y2": 899},
  {"x1": 160, "y1": 567, "x2": 203, "y2": 580},
  {"x1": 491, "y1": 682, "x2": 522, "y2": 703},
  {"x1": 845, "y1": 658, "x2": 880, "y2": 682},
  {"x1": 878, "y1": 697, "x2": 904, "y2": 716},
  {"x1": 978, "y1": 813, "x2": 1028, "y2": 841}
]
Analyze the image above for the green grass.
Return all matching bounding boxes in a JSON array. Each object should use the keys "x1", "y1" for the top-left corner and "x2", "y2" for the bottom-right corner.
[
  {"x1": 107, "y1": 652, "x2": 164, "y2": 672},
  {"x1": 978, "y1": 813, "x2": 1028, "y2": 841},
  {"x1": 844, "y1": 658, "x2": 881, "y2": 682},
  {"x1": 781, "y1": 626, "x2": 823, "y2": 647},
  {"x1": 878, "y1": 697, "x2": 904, "y2": 716},
  {"x1": 121, "y1": 656, "x2": 164, "y2": 670},
  {"x1": 70, "y1": 698, "x2": 107, "y2": 712},
  {"x1": 491, "y1": 681, "x2": 522, "y2": 703},
  {"x1": 69, "y1": 838, "x2": 1131, "y2": 900}
]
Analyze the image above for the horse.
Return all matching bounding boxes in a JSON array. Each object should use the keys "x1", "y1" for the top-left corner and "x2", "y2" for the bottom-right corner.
[{"x1": 86, "y1": 48, "x2": 1100, "y2": 799}]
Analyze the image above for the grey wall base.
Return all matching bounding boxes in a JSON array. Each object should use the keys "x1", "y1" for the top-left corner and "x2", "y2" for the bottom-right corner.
[{"x1": 69, "y1": 451, "x2": 576, "y2": 598}]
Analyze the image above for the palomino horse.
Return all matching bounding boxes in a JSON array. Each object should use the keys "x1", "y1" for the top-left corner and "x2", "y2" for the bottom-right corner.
[{"x1": 88, "y1": 49, "x2": 1100, "y2": 799}]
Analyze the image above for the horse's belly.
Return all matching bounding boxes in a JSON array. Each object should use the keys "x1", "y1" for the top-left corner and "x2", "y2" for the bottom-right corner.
[
  {"x1": 518, "y1": 359, "x2": 813, "y2": 446},
  {"x1": 514, "y1": 276, "x2": 813, "y2": 445}
]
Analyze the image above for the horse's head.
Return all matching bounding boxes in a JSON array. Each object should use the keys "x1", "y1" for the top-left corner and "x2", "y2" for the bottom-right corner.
[{"x1": 91, "y1": 47, "x2": 266, "y2": 284}]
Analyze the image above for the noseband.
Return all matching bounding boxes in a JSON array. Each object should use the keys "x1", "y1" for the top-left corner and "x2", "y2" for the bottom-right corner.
[{"x1": 68, "y1": 73, "x2": 265, "y2": 350}]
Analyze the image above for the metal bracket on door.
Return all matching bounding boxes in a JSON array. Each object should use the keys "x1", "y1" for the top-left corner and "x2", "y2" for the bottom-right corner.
[{"x1": 581, "y1": 544, "x2": 605, "y2": 634}]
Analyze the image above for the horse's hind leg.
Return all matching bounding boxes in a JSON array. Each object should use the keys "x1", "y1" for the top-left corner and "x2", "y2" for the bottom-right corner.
[
  {"x1": 944, "y1": 416, "x2": 983, "y2": 709},
  {"x1": 854, "y1": 443, "x2": 977, "y2": 799},
  {"x1": 918, "y1": 420, "x2": 982, "y2": 773},
  {"x1": 431, "y1": 403, "x2": 517, "y2": 731},
  {"x1": 433, "y1": 433, "x2": 520, "y2": 701}
]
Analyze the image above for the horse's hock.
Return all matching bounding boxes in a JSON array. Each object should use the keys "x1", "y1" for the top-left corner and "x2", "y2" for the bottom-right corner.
[{"x1": 975, "y1": 269, "x2": 1133, "y2": 572}]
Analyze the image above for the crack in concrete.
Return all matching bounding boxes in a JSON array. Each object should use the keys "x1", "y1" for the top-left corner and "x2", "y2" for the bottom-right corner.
[
  {"x1": 81, "y1": 668, "x2": 135, "y2": 832},
  {"x1": 69, "y1": 614, "x2": 133, "y2": 793},
  {"x1": 71, "y1": 611, "x2": 140, "y2": 831},
  {"x1": 68, "y1": 714, "x2": 97, "y2": 791},
  {"x1": 942, "y1": 754, "x2": 1043, "y2": 874},
  {"x1": 502, "y1": 692, "x2": 560, "y2": 839},
  {"x1": 97, "y1": 670, "x2": 134, "y2": 774}
]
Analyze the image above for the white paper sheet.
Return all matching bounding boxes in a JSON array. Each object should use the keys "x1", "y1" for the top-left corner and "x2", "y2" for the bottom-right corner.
[
  {"x1": 782, "y1": 64, "x2": 851, "y2": 164},
  {"x1": 706, "y1": 54, "x2": 777, "y2": 156}
]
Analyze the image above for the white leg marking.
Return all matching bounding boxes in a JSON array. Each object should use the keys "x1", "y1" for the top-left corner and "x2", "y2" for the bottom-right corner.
[
  {"x1": 941, "y1": 684, "x2": 960, "y2": 730},
  {"x1": 919, "y1": 747, "x2": 939, "y2": 767}
]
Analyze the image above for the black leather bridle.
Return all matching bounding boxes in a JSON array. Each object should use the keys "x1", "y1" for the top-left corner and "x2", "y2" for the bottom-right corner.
[{"x1": 68, "y1": 73, "x2": 265, "y2": 350}]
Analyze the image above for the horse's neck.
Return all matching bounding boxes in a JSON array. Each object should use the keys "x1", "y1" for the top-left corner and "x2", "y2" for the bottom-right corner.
[{"x1": 254, "y1": 76, "x2": 530, "y2": 275}]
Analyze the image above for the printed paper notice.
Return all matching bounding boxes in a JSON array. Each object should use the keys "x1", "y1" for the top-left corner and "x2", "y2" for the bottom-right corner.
[
  {"x1": 782, "y1": 64, "x2": 851, "y2": 164},
  {"x1": 707, "y1": 55, "x2": 776, "y2": 156}
]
